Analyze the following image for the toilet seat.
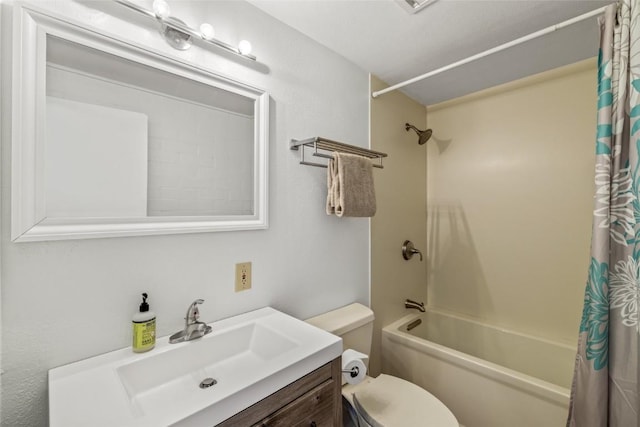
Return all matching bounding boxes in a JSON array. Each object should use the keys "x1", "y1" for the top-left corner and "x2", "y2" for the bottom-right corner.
[{"x1": 343, "y1": 374, "x2": 458, "y2": 427}]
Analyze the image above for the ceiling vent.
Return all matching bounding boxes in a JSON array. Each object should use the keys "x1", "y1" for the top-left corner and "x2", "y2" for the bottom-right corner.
[{"x1": 394, "y1": 0, "x2": 439, "y2": 14}]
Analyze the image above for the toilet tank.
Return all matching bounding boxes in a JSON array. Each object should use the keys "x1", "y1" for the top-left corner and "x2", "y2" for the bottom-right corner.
[{"x1": 306, "y1": 303, "x2": 375, "y2": 357}]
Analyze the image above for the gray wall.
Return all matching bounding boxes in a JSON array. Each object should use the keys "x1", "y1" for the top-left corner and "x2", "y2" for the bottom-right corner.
[{"x1": 0, "y1": 1, "x2": 370, "y2": 425}]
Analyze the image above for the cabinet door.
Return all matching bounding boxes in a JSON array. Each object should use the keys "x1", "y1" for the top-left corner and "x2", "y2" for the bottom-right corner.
[{"x1": 255, "y1": 380, "x2": 336, "y2": 427}]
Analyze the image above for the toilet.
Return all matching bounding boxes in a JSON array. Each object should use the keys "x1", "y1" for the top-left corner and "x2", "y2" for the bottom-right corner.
[{"x1": 306, "y1": 303, "x2": 458, "y2": 427}]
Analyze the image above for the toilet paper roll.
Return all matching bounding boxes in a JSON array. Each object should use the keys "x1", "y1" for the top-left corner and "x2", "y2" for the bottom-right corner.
[{"x1": 342, "y1": 349, "x2": 368, "y2": 385}]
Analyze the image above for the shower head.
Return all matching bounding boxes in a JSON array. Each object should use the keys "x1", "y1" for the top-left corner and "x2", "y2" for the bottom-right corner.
[{"x1": 405, "y1": 123, "x2": 433, "y2": 145}]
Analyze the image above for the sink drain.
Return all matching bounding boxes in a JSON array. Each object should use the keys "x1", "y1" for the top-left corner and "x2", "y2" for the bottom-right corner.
[{"x1": 199, "y1": 378, "x2": 217, "y2": 389}]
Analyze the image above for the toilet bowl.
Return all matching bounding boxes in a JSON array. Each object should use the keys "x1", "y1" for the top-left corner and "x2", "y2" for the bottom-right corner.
[
  {"x1": 306, "y1": 303, "x2": 458, "y2": 427},
  {"x1": 343, "y1": 374, "x2": 458, "y2": 427}
]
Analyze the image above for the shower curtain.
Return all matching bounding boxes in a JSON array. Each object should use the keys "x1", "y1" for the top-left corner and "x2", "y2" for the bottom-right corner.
[{"x1": 567, "y1": 2, "x2": 640, "y2": 426}]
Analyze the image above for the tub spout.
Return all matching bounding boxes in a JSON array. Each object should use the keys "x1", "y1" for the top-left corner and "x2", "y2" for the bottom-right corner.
[{"x1": 405, "y1": 299, "x2": 425, "y2": 312}]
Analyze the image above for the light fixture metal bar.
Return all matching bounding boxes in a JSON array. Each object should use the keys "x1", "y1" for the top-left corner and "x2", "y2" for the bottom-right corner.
[
  {"x1": 112, "y1": 0, "x2": 257, "y2": 61},
  {"x1": 372, "y1": 4, "x2": 612, "y2": 98},
  {"x1": 113, "y1": 0, "x2": 156, "y2": 19}
]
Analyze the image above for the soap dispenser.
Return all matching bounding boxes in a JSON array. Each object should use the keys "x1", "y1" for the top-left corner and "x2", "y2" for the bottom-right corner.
[{"x1": 132, "y1": 293, "x2": 156, "y2": 353}]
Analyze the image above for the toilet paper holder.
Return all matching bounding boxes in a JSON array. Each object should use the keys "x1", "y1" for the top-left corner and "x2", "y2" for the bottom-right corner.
[
  {"x1": 342, "y1": 366, "x2": 360, "y2": 378},
  {"x1": 341, "y1": 349, "x2": 367, "y2": 384}
]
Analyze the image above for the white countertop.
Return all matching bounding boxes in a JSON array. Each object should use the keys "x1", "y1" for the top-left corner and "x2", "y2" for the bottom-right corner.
[{"x1": 49, "y1": 307, "x2": 342, "y2": 427}]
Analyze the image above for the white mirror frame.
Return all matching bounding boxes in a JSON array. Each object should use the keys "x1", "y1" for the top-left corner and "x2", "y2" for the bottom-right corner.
[{"x1": 11, "y1": 4, "x2": 269, "y2": 242}]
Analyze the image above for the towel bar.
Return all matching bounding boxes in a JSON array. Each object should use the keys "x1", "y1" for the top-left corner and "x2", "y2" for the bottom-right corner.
[{"x1": 290, "y1": 137, "x2": 388, "y2": 169}]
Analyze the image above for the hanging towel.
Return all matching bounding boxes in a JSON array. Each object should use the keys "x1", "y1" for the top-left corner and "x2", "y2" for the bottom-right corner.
[{"x1": 326, "y1": 152, "x2": 376, "y2": 217}]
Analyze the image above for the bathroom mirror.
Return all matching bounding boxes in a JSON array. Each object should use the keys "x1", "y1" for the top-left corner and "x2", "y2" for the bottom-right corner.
[{"x1": 11, "y1": 5, "x2": 269, "y2": 242}]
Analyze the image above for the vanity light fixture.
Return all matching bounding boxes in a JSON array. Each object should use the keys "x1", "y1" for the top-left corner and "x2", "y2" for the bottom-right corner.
[
  {"x1": 238, "y1": 40, "x2": 252, "y2": 56},
  {"x1": 113, "y1": 0, "x2": 257, "y2": 60},
  {"x1": 199, "y1": 23, "x2": 215, "y2": 40},
  {"x1": 394, "y1": 0, "x2": 439, "y2": 14},
  {"x1": 161, "y1": 18, "x2": 193, "y2": 51},
  {"x1": 152, "y1": 0, "x2": 170, "y2": 19}
]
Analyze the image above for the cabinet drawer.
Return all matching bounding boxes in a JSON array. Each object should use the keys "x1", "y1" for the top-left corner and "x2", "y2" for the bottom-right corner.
[
  {"x1": 217, "y1": 362, "x2": 335, "y2": 427},
  {"x1": 254, "y1": 379, "x2": 336, "y2": 427}
]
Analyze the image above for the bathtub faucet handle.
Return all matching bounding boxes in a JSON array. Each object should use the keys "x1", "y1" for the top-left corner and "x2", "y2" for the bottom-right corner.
[
  {"x1": 402, "y1": 240, "x2": 423, "y2": 261},
  {"x1": 405, "y1": 299, "x2": 426, "y2": 312}
]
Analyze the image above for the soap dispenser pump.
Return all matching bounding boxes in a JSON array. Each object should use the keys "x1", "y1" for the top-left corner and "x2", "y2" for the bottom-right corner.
[{"x1": 132, "y1": 292, "x2": 156, "y2": 353}]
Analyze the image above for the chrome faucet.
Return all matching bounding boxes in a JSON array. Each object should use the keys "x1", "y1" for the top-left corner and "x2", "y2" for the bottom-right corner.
[
  {"x1": 405, "y1": 299, "x2": 426, "y2": 312},
  {"x1": 169, "y1": 299, "x2": 213, "y2": 344}
]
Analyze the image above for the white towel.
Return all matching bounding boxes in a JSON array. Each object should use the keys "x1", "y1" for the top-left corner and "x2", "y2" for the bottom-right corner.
[{"x1": 326, "y1": 152, "x2": 376, "y2": 217}]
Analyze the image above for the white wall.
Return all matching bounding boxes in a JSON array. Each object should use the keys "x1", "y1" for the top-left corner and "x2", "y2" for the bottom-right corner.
[{"x1": 0, "y1": 1, "x2": 370, "y2": 425}]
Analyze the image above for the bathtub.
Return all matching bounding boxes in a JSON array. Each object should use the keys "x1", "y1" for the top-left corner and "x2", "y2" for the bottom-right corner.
[{"x1": 381, "y1": 309, "x2": 576, "y2": 427}]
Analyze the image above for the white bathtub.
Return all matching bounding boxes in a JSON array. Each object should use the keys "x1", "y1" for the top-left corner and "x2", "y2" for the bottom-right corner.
[{"x1": 381, "y1": 309, "x2": 576, "y2": 427}]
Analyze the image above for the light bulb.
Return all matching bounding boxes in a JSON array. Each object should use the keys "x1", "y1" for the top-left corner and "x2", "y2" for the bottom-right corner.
[
  {"x1": 238, "y1": 40, "x2": 252, "y2": 55},
  {"x1": 200, "y1": 23, "x2": 215, "y2": 40},
  {"x1": 152, "y1": 0, "x2": 170, "y2": 19}
]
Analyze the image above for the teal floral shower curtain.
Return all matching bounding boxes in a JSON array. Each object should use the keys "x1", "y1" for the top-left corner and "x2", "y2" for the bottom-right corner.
[{"x1": 567, "y1": 2, "x2": 640, "y2": 426}]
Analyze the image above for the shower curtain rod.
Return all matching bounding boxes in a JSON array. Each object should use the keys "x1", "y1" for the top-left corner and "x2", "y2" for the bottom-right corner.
[{"x1": 371, "y1": 4, "x2": 613, "y2": 99}]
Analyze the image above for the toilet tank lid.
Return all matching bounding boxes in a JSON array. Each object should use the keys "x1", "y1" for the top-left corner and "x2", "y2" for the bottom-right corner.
[{"x1": 305, "y1": 303, "x2": 374, "y2": 336}]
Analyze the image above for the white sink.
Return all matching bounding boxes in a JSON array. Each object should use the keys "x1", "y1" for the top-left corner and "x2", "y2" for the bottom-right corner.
[{"x1": 49, "y1": 307, "x2": 342, "y2": 427}]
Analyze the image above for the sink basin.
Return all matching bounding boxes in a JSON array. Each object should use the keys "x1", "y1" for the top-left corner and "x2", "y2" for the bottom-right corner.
[
  {"x1": 117, "y1": 321, "x2": 297, "y2": 415},
  {"x1": 49, "y1": 307, "x2": 342, "y2": 427}
]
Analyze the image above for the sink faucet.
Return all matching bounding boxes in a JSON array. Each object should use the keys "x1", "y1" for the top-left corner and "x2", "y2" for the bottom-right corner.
[
  {"x1": 169, "y1": 299, "x2": 213, "y2": 344},
  {"x1": 405, "y1": 299, "x2": 426, "y2": 312}
]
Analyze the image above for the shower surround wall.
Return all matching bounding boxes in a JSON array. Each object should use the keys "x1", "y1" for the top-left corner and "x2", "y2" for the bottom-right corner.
[
  {"x1": 425, "y1": 59, "x2": 596, "y2": 343},
  {"x1": 0, "y1": 1, "x2": 370, "y2": 425},
  {"x1": 369, "y1": 75, "x2": 427, "y2": 376}
]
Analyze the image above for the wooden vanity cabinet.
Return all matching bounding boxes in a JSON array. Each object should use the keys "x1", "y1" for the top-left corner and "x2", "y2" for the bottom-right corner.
[{"x1": 217, "y1": 358, "x2": 342, "y2": 427}]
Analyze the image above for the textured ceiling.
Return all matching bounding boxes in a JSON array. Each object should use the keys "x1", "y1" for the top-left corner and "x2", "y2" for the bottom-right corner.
[{"x1": 249, "y1": 0, "x2": 612, "y2": 105}]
